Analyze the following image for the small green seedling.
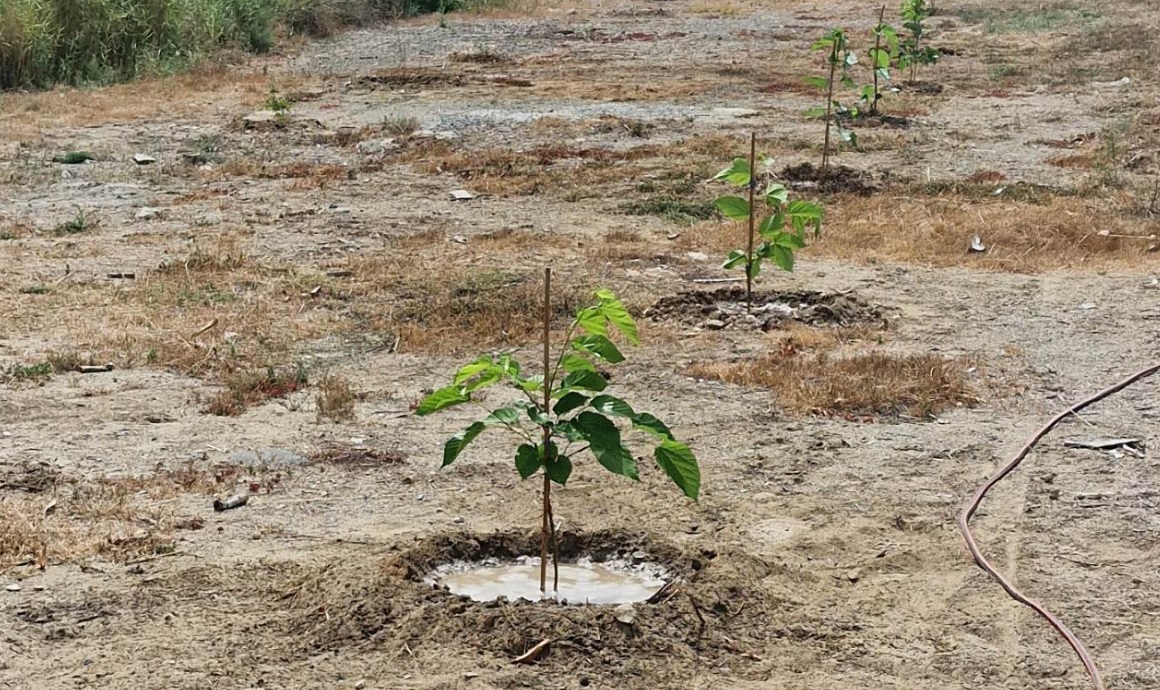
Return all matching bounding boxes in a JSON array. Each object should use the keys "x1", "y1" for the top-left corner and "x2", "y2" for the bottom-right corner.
[
  {"x1": 416, "y1": 272, "x2": 700, "y2": 593},
  {"x1": 264, "y1": 86, "x2": 291, "y2": 123},
  {"x1": 806, "y1": 28, "x2": 860, "y2": 174},
  {"x1": 54, "y1": 209, "x2": 91, "y2": 235},
  {"x1": 713, "y1": 134, "x2": 824, "y2": 309},
  {"x1": 864, "y1": 6, "x2": 900, "y2": 115},
  {"x1": 899, "y1": 0, "x2": 939, "y2": 82}
]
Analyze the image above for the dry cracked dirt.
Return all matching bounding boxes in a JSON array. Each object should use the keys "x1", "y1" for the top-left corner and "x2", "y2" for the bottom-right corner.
[{"x1": 2, "y1": 0, "x2": 1160, "y2": 688}]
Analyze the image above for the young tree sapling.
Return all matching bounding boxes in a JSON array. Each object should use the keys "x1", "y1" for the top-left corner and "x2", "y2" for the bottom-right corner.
[{"x1": 415, "y1": 271, "x2": 701, "y2": 593}]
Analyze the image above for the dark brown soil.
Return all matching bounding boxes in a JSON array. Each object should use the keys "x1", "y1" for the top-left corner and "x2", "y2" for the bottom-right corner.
[
  {"x1": 645, "y1": 288, "x2": 886, "y2": 330},
  {"x1": 897, "y1": 80, "x2": 944, "y2": 95},
  {"x1": 781, "y1": 162, "x2": 878, "y2": 196}
]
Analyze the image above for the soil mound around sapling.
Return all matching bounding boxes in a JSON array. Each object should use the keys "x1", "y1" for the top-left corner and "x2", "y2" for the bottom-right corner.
[
  {"x1": 646, "y1": 288, "x2": 885, "y2": 331},
  {"x1": 848, "y1": 113, "x2": 912, "y2": 129},
  {"x1": 782, "y1": 162, "x2": 878, "y2": 196},
  {"x1": 284, "y1": 529, "x2": 801, "y2": 683},
  {"x1": 897, "y1": 80, "x2": 943, "y2": 94}
]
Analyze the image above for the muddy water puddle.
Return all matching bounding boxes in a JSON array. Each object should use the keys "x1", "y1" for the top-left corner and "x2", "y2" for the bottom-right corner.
[{"x1": 428, "y1": 557, "x2": 668, "y2": 605}]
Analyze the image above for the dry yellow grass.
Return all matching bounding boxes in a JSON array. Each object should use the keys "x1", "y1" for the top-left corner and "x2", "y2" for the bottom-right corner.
[
  {"x1": 0, "y1": 460, "x2": 270, "y2": 568},
  {"x1": 316, "y1": 374, "x2": 357, "y2": 423},
  {"x1": 675, "y1": 192, "x2": 1157, "y2": 271},
  {"x1": 818, "y1": 194, "x2": 1158, "y2": 270},
  {"x1": 1, "y1": 242, "x2": 342, "y2": 380},
  {"x1": 404, "y1": 134, "x2": 738, "y2": 198},
  {"x1": 0, "y1": 62, "x2": 307, "y2": 142},
  {"x1": 690, "y1": 349, "x2": 979, "y2": 419},
  {"x1": 340, "y1": 260, "x2": 591, "y2": 354}
]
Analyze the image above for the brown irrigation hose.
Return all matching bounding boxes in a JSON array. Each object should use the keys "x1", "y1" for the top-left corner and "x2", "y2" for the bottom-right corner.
[{"x1": 957, "y1": 362, "x2": 1160, "y2": 690}]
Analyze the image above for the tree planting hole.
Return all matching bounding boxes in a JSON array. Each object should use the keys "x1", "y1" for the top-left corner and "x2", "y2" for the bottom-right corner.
[
  {"x1": 646, "y1": 288, "x2": 887, "y2": 330},
  {"x1": 427, "y1": 556, "x2": 669, "y2": 605}
]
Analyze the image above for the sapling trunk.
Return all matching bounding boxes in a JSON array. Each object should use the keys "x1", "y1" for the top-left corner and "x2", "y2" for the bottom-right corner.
[
  {"x1": 540, "y1": 267, "x2": 552, "y2": 594},
  {"x1": 822, "y1": 42, "x2": 838, "y2": 176},
  {"x1": 745, "y1": 132, "x2": 757, "y2": 310},
  {"x1": 871, "y1": 5, "x2": 886, "y2": 116}
]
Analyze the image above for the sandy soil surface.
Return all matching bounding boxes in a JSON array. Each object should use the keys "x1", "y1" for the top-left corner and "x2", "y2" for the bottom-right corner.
[{"x1": 2, "y1": 0, "x2": 1159, "y2": 689}]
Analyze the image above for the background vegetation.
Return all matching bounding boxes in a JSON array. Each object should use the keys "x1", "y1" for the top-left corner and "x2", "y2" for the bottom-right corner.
[{"x1": 0, "y1": 0, "x2": 492, "y2": 90}]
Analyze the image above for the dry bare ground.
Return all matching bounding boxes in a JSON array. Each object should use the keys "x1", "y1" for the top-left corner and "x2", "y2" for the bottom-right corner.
[{"x1": 2, "y1": 0, "x2": 1160, "y2": 688}]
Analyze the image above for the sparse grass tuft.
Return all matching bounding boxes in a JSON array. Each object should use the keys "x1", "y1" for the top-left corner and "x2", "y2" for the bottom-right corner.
[
  {"x1": 53, "y1": 209, "x2": 93, "y2": 235},
  {"x1": 204, "y1": 364, "x2": 309, "y2": 416},
  {"x1": 690, "y1": 350, "x2": 979, "y2": 419},
  {"x1": 1, "y1": 360, "x2": 54, "y2": 385},
  {"x1": 316, "y1": 374, "x2": 357, "y2": 423},
  {"x1": 381, "y1": 114, "x2": 420, "y2": 136},
  {"x1": 619, "y1": 197, "x2": 717, "y2": 223}
]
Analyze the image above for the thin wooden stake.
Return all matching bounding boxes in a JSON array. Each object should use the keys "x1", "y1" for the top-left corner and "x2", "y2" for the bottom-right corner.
[
  {"x1": 745, "y1": 132, "x2": 757, "y2": 309},
  {"x1": 540, "y1": 267, "x2": 552, "y2": 594}
]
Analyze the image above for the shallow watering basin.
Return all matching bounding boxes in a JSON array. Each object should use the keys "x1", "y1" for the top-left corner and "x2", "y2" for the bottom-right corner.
[{"x1": 429, "y1": 557, "x2": 667, "y2": 605}]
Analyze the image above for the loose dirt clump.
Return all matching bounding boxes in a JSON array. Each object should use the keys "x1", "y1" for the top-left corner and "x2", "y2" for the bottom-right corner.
[
  {"x1": 645, "y1": 288, "x2": 886, "y2": 331},
  {"x1": 285, "y1": 529, "x2": 792, "y2": 685},
  {"x1": 0, "y1": 461, "x2": 60, "y2": 493}
]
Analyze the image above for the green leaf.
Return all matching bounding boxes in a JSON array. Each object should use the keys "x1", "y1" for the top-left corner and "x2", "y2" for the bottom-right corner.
[
  {"x1": 803, "y1": 75, "x2": 829, "y2": 89},
  {"x1": 764, "y1": 183, "x2": 788, "y2": 206},
  {"x1": 654, "y1": 440, "x2": 700, "y2": 500},
  {"x1": 571, "y1": 334, "x2": 625, "y2": 363},
  {"x1": 443, "y1": 421, "x2": 486, "y2": 467},
  {"x1": 590, "y1": 394, "x2": 635, "y2": 417},
  {"x1": 771, "y1": 244, "x2": 795, "y2": 272},
  {"x1": 516, "y1": 400, "x2": 550, "y2": 425},
  {"x1": 495, "y1": 354, "x2": 522, "y2": 378},
  {"x1": 776, "y1": 231, "x2": 807, "y2": 250},
  {"x1": 561, "y1": 352, "x2": 597, "y2": 373},
  {"x1": 545, "y1": 453, "x2": 572, "y2": 485},
  {"x1": 870, "y1": 47, "x2": 891, "y2": 69},
  {"x1": 442, "y1": 406, "x2": 522, "y2": 466},
  {"x1": 453, "y1": 356, "x2": 496, "y2": 385},
  {"x1": 489, "y1": 406, "x2": 521, "y2": 426},
  {"x1": 574, "y1": 305, "x2": 606, "y2": 337},
  {"x1": 559, "y1": 368, "x2": 608, "y2": 393},
  {"x1": 755, "y1": 241, "x2": 774, "y2": 259},
  {"x1": 553, "y1": 391, "x2": 589, "y2": 415},
  {"x1": 632, "y1": 412, "x2": 674, "y2": 440},
  {"x1": 758, "y1": 212, "x2": 785, "y2": 239},
  {"x1": 786, "y1": 200, "x2": 823, "y2": 236},
  {"x1": 722, "y1": 249, "x2": 748, "y2": 270},
  {"x1": 712, "y1": 157, "x2": 751, "y2": 187},
  {"x1": 715, "y1": 195, "x2": 750, "y2": 220},
  {"x1": 810, "y1": 37, "x2": 835, "y2": 51},
  {"x1": 555, "y1": 420, "x2": 583, "y2": 442},
  {"x1": 596, "y1": 291, "x2": 639, "y2": 346},
  {"x1": 515, "y1": 443, "x2": 541, "y2": 479},
  {"x1": 573, "y1": 411, "x2": 639, "y2": 480},
  {"x1": 517, "y1": 375, "x2": 543, "y2": 393},
  {"x1": 804, "y1": 106, "x2": 828, "y2": 119},
  {"x1": 415, "y1": 385, "x2": 470, "y2": 416}
]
